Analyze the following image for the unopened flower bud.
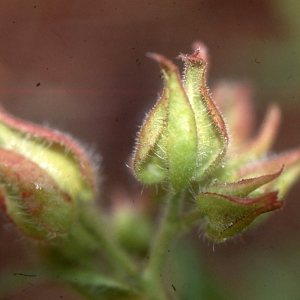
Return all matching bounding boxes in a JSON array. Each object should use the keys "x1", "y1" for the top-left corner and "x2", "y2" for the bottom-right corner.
[
  {"x1": 133, "y1": 48, "x2": 228, "y2": 192},
  {"x1": 0, "y1": 107, "x2": 97, "y2": 239},
  {"x1": 196, "y1": 168, "x2": 283, "y2": 242},
  {"x1": 0, "y1": 107, "x2": 97, "y2": 203},
  {"x1": 0, "y1": 148, "x2": 75, "y2": 239}
]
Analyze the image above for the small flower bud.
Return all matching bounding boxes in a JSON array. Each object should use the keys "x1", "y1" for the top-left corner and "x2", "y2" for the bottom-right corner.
[
  {"x1": 196, "y1": 169, "x2": 283, "y2": 242},
  {"x1": 0, "y1": 148, "x2": 75, "y2": 239},
  {"x1": 0, "y1": 107, "x2": 97, "y2": 239},
  {"x1": 0, "y1": 107, "x2": 97, "y2": 203},
  {"x1": 197, "y1": 191, "x2": 282, "y2": 243}
]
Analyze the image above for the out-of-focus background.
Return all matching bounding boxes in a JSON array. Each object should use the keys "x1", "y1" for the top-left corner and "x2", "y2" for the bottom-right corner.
[{"x1": 1, "y1": 0, "x2": 300, "y2": 299}]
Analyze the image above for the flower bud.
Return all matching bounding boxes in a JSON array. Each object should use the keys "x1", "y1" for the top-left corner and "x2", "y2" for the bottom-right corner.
[
  {"x1": 196, "y1": 168, "x2": 283, "y2": 242},
  {"x1": 0, "y1": 148, "x2": 75, "y2": 239},
  {"x1": 133, "y1": 48, "x2": 228, "y2": 192},
  {"x1": 0, "y1": 107, "x2": 97, "y2": 239},
  {"x1": 0, "y1": 107, "x2": 97, "y2": 203}
]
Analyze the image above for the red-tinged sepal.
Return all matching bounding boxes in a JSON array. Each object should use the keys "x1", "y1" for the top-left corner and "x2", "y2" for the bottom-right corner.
[
  {"x1": 196, "y1": 191, "x2": 282, "y2": 243},
  {"x1": 212, "y1": 81, "x2": 254, "y2": 148},
  {"x1": 238, "y1": 148, "x2": 300, "y2": 197},
  {"x1": 181, "y1": 49, "x2": 228, "y2": 181},
  {"x1": 0, "y1": 148, "x2": 74, "y2": 239},
  {"x1": 226, "y1": 105, "x2": 281, "y2": 174},
  {"x1": 133, "y1": 90, "x2": 169, "y2": 184},
  {"x1": 208, "y1": 167, "x2": 283, "y2": 198}
]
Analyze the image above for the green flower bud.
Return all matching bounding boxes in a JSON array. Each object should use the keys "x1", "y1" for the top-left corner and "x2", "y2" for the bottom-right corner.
[
  {"x1": 0, "y1": 107, "x2": 97, "y2": 203},
  {"x1": 197, "y1": 191, "x2": 281, "y2": 243},
  {"x1": 0, "y1": 148, "x2": 75, "y2": 239},
  {"x1": 0, "y1": 107, "x2": 98, "y2": 239},
  {"x1": 196, "y1": 168, "x2": 283, "y2": 242},
  {"x1": 133, "y1": 49, "x2": 228, "y2": 192}
]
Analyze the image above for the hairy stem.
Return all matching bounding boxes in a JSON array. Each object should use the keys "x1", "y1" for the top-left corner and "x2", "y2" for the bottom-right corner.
[
  {"x1": 141, "y1": 191, "x2": 184, "y2": 300},
  {"x1": 79, "y1": 204, "x2": 139, "y2": 278}
]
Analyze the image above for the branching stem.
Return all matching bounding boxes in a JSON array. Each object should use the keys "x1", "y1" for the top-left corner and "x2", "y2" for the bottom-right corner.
[{"x1": 79, "y1": 205, "x2": 139, "y2": 278}]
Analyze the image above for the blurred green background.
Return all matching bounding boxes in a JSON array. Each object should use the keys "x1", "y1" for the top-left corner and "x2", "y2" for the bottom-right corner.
[{"x1": 1, "y1": 0, "x2": 300, "y2": 299}]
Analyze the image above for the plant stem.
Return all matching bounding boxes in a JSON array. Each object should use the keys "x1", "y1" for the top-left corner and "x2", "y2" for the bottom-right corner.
[
  {"x1": 142, "y1": 191, "x2": 184, "y2": 300},
  {"x1": 79, "y1": 204, "x2": 139, "y2": 278}
]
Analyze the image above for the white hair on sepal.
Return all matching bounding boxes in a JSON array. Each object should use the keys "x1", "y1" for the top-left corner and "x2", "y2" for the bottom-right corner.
[
  {"x1": 152, "y1": 151, "x2": 164, "y2": 161},
  {"x1": 156, "y1": 142, "x2": 167, "y2": 156},
  {"x1": 139, "y1": 183, "x2": 146, "y2": 195},
  {"x1": 197, "y1": 224, "x2": 208, "y2": 245}
]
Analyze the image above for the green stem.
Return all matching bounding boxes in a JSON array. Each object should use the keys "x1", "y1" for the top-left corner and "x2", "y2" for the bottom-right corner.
[
  {"x1": 79, "y1": 204, "x2": 139, "y2": 278},
  {"x1": 142, "y1": 191, "x2": 184, "y2": 300}
]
